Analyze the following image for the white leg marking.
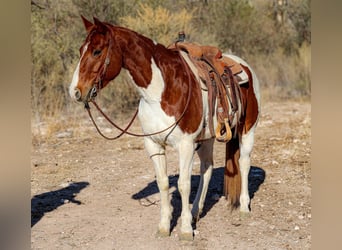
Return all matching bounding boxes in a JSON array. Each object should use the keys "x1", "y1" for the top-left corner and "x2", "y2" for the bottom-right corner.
[
  {"x1": 177, "y1": 138, "x2": 196, "y2": 237},
  {"x1": 144, "y1": 137, "x2": 171, "y2": 235},
  {"x1": 239, "y1": 127, "x2": 256, "y2": 212},
  {"x1": 192, "y1": 139, "x2": 214, "y2": 220}
]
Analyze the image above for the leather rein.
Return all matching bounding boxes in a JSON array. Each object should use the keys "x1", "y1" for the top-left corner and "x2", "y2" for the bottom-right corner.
[{"x1": 84, "y1": 39, "x2": 193, "y2": 140}]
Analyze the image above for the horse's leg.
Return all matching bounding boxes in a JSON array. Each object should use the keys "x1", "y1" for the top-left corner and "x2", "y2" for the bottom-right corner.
[
  {"x1": 177, "y1": 139, "x2": 196, "y2": 240},
  {"x1": 144, "y1": 137, "x2": 171, "y2": 237},
  {"x1": 192, "y1": 138, "x2": 214, "y2": 221},
  {"x1": 239, "y1": 126, "x2": 256, "y2": 213}
]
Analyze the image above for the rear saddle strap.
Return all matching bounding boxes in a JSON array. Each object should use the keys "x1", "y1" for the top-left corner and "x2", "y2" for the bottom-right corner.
[{"x1": 168, "y1": 41, "x2": 244, "y2": 142}]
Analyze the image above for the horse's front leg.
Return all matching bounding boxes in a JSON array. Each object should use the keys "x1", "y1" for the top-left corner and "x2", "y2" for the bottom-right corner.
[
  {"x1": 144, "y1": 137, "x2": 171, "y2": 237},
  {"x1": 177, "y1": 139, "x2": 196, "y2": 240}
]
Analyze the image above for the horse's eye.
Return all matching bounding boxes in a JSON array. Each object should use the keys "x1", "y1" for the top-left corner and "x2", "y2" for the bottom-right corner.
[{"x1": 93, "y1": 50, "x2": 102, "y2": 57}]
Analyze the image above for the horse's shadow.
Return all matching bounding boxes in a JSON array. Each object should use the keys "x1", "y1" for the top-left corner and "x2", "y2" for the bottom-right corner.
[
  {"x1": 132, "y1": 166, "x2": 265, "y2": 231},
  {"x1": 31, "y1": 181, "x2": 89, "y2": 227}
]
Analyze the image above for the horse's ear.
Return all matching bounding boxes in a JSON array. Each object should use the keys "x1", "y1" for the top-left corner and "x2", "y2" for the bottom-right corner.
[
  {"x1": 81, "y1": 15, "x2": 93, "y2": 33},
  {"x1": 93, "y1": 17, "x2": 107, "y2": 34}
]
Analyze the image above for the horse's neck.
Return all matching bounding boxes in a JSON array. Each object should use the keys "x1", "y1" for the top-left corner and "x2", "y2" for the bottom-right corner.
[
  {"x1": 116, "y1": 28, "x2": 155, "y2": 87},
  {"x1": 115, "y1": 27, "x2": 167, "y2": 102}
]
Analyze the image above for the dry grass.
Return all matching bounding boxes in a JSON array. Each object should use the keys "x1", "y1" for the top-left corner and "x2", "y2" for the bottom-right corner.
[{"x1": 249, "y1": 43, "x2": 311, "y2": 102}]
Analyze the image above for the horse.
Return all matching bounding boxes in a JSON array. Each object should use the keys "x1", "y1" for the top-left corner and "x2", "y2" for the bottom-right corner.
[{"x1": 69, "y1": 16, "x2": 260, "y2": 240}]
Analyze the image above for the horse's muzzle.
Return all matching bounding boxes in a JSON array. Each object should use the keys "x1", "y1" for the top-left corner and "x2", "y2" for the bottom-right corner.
[{"x1": 71, "y1": 85, "x2": 97, "y2": 105}]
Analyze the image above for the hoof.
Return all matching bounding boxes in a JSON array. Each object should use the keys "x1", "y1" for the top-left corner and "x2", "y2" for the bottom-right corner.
[
  {"x1": 192, "y1": 213, "x2": 200, "y2": 224},
  {"x1": 239, "y1": 211, "x2": 251, "y2": 220},
  {"x1": 179, "y1": 232, "x2": 194, "y2": 241},
  {"x1": 156, "y1": 229, "x2": 170, "y2": 238}
]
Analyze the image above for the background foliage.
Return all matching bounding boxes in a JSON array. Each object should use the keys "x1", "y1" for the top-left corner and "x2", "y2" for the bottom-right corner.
[{"x1": 31, "y1": 0, "x2": 310, "y2": 122}]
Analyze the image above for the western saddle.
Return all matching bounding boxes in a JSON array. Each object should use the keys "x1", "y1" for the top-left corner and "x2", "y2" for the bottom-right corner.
[{"x1": 168, "y1": 33, "x2": 246, "y2": 142}]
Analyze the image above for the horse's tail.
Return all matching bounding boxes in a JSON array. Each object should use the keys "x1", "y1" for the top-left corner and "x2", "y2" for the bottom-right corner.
[{"x1": 224, "y1": 137, "x2": 241, "y2": 209}]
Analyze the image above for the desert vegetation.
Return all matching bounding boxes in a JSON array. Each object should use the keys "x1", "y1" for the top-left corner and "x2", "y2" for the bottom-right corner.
[{"x1": 31, "y1": 0, "x2": 310, "y2": 131}]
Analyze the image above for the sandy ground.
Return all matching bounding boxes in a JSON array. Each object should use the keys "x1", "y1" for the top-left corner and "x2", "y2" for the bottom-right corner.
[{"x1": 31, "y1": 100, "x2": 311, "y2": 249}]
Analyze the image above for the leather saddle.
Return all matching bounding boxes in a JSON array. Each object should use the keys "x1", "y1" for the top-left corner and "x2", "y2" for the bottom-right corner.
[{"x1": 168, "y1": 41, "x2": 245, "y2": 142}]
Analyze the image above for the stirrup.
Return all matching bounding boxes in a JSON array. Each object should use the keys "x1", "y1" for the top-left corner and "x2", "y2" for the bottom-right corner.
[{"x1": 215, "y1": 118, "x2": 232, "y2": 142}]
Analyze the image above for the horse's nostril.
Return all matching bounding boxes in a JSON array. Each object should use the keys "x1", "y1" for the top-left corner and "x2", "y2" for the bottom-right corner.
[{"x1": 75, "y1": 88, "x2": 82, "y2": 101}]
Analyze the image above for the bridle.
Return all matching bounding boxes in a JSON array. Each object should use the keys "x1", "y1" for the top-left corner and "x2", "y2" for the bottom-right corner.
[
  {"x1": 84, "y1": 34, "x2": 194, "y2": 140},
  {"x1": 84, "y1": 27, "x2": 113, "y2": 104}
]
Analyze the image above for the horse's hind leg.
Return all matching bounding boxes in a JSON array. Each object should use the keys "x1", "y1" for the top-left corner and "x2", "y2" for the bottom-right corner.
[
  {"x1": 239, "y1": 126, "x2": 256, "y2": 213},
  {"x1": 144, "y1": 137, "x2": 171, "y2": 237},
  {"x1": 192, "y1": 138, "x2": 214, "y2": 221}
]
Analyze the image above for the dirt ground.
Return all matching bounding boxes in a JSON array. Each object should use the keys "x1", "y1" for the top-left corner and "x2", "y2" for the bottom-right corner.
[{"x1": 31, "y1": 100, "x2": 311, "y2": 250}]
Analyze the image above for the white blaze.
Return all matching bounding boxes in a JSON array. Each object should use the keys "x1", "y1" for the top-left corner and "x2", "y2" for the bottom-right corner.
[{"x1": 69, "y1": 43, "x2": 89, "y2": 101}]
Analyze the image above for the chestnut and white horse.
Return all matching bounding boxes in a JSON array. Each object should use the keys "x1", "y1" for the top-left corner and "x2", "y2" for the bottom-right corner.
[{"x1": 69, "y1": 16, "x2": 260, "y2": 240}]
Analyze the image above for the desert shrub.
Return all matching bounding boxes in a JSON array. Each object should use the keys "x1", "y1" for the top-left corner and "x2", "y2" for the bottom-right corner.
[
  {"x1": 121, "y1": 3, "x2": 196, "y2": 46},
  {"x1": 31, "y1": 0, "x2": 81, "y2": 121}
]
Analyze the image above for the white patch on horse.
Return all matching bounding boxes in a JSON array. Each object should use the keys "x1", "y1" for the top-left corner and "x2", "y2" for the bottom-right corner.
[
  {"x1": 128, "y1": 57, "x2": 203, "y2": 146},
  {"x1": 69, "y1": 43, "x2": 89, "y2": 100},
  {"x1": 126, "y1": 58, "x2": 176, "y2": 144}
]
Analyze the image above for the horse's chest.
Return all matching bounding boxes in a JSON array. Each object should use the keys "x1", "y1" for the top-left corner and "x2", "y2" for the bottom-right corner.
[{"x1": 138, "y1": 100, "x2": 178, "y2": 142}]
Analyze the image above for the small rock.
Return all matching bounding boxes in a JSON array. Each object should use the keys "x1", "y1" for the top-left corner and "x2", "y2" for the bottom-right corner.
[
  {"x1": 272, "y1": 160, "x2": 279, "y2": 166},
  {"x1": 294, "y1": 225, "x2": 300, "y2": 230},
  {"x1": 56, "y1": 131, "x2": 73, "y2": 138},
  {"x1": 60, "y1": 199, "x2": 69, "y2": 204},
  {"x1": 104, "y1": 128, "x2": 112, "y2": 133},
  {"x1": 60, "y1": 182, "x2": 69, "y2": 188}
]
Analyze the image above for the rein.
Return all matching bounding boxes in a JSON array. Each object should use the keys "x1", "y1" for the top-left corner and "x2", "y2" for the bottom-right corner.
[
  {"x1": 85, "y1": 42, "x2": 194, "y2": 140},
  {"x1": 85, "y1": 101, "x2": 138, "y2": 140}
]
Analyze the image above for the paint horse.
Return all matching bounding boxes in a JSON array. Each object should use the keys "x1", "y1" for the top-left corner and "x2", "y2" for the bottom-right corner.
[{"x1": 69, "y1": 16, "x2": 260, "y2": 240}]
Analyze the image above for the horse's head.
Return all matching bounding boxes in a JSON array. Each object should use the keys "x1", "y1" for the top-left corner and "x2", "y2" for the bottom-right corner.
[{"x1": 69, "y1": 16, "x2": 123, "y2": 104}]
